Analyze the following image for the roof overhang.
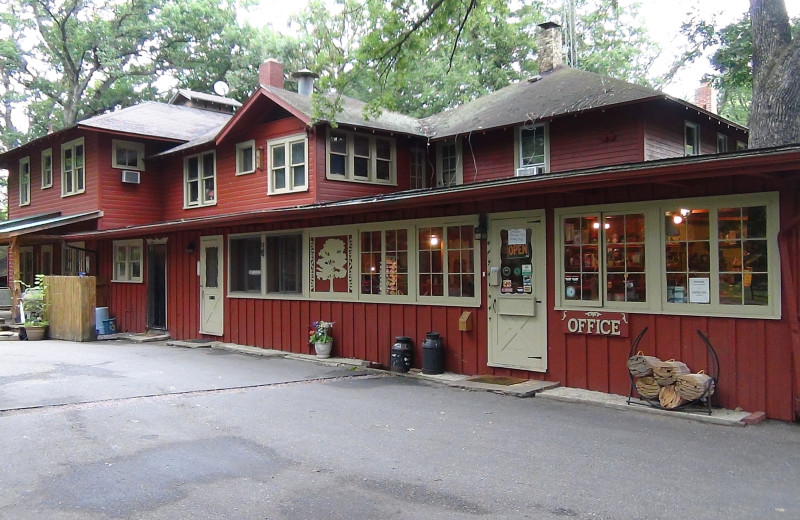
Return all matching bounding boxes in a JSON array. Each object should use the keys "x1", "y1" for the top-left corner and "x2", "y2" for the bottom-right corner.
[
  {"x1": 215, "y1": 88, "x2": 312, "y2": 145},
  {"x1": 0, "y1": 211, "x2": 103, "y2": 241},
  {"x1": 61, "y1": 146, "x2": 800, "y2": 242}
]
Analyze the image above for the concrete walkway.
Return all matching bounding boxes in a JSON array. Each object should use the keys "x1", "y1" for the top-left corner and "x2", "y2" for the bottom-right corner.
[{"x1": 167, "y1": 339, "x2": 756, "y2": 427}]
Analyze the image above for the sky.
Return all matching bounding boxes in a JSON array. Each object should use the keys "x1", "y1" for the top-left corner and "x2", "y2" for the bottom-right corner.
[{"x1": 255, "y1": 0, "x2": 800, "y2": 102}]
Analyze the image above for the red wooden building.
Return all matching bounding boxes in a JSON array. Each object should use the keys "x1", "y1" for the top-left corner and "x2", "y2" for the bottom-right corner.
[{"x1": 2, "y1": 24, "x2": 799, "y2": 421}]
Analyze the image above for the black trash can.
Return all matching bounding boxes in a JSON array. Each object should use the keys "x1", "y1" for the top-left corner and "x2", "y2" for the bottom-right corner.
[
  {"x1": 390, "y1": 336, "x2": 413, "y2": 373},
  {"x1": 422, "y1": 332, "x2": 444, "y2": 375}
]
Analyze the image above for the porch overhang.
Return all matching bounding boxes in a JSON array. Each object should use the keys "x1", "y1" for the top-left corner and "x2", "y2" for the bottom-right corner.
[{"x1": 0, "y1": 211, "x2": 103, "y2": 241}]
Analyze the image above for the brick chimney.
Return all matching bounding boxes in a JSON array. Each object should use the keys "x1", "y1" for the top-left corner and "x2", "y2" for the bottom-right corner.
[
  {"x1": 259, "y1": 59, "x2": 284, "y2": 89},
  {"x1": 537, "y1": 22, "x2": 563, "y2": 73},
  {"x1": 695, "y1": 81, "x2": 717, "y2": 114}
]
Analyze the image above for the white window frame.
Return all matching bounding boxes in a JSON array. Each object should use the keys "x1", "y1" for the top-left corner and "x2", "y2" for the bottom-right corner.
[
  {"x1": 357, "y1": 224, "x2": 416, "y2": 303},
  {"x1": 19, "y1": 157, "x2": 30, "y2": 206},
  {"x1": 183, "y1": 150, "x2": 216, "y2": 208},
  {"x1": 435, "y1": 139, "x2": 463, "y2": 187},
  {"x1": 41, "y1": 149, "x2": 53, "y2": 189},
  {"x1": 61, "y1": 137, "x2": 85, "y2": 197},
  {"x1": 716, "y1": 133, "x2": 729, "y2": 153},
  {"x1": 409, "y1": 143, "x2": 427, "y2": 189},
  {"x1": 112, "y1": 239, "x2": 143, "y2": 283},
  {"x1": 515, "y1": 123, "x2": 550, "y2": 175},
  {"x1": 555, "y1": 192, "x2": 781, "y2": 319},
  {"x1": 235, "y1": 140, "x2": 256, "y2": 175},
  {"x1": 268, "y1": 134, "x2": 308, "y2": 194},
  {"x1": 228, "y1": 232, "x2": 305, "y2": 297},
  {"x1": 325, "y1": 128, "x2": 397, "y2": 185},
  {"x1": 684, "y1": 122, "x2": 700, "y2": 156},
  {"x1": 111, "y1": 139, "x2": 145, "y2": 171}
]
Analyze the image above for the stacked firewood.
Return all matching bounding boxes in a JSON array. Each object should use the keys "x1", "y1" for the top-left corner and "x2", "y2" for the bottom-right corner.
[{"x1": 627, "y1": 352, "x2": 714, "y2": 409}]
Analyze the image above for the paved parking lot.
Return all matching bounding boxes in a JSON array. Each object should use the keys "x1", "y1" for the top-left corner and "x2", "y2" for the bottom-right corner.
[{"x1": 1, "y1": 339, "x2": 799, "y2": 519}]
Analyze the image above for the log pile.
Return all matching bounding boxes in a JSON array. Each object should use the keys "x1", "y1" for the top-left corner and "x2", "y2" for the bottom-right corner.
[{"x1": 628, "y1": 355, "x2": 715, "y2": 409}]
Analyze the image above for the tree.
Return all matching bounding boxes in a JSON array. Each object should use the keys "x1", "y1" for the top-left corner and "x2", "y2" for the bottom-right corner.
[
  {"x1": 292, "y1": 0, "x2": 658, "y2": 119},
  {"x1": 316, "y1": 238, "x2": 348, "y2": 292},
  {"x1": 0, "y1": 0, "x2": 301, "y2": 149},
  {"x1": 749, "y1": 0, "x2": 800, "y2": 147}
]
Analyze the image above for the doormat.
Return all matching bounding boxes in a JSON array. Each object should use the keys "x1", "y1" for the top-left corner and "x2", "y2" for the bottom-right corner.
[{"x1": 466, "y1": 375, "x2": 527, "y2": 386}]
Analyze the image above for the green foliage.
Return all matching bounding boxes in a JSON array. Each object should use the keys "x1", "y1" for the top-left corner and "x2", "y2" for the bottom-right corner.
[{"x1": 19, "y1": 274, "x2": 49, "y2": 327}]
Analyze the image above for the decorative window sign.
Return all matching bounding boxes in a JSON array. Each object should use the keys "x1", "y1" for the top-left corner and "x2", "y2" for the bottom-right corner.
[{"x1": 561, "y1": 311, "x2": 629, "y2": 337}]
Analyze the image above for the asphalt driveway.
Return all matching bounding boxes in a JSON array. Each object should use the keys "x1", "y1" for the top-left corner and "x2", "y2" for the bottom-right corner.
[{"x1": 1, "y1": 339, "x2": 799, "y2": 519}]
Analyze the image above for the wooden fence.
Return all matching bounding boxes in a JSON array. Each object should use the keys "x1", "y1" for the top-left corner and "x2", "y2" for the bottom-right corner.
[{"x1": 45, "y1": 276, "x2": 96, "y2": 341}]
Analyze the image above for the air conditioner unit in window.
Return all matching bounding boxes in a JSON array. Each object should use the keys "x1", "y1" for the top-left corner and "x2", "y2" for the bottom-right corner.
[
  {"x1": 516, "y1": 165, "x2": 545, "y2": 177},
  {"x1": 121, "y1": 170, "x2": 141, "y2": 184}
]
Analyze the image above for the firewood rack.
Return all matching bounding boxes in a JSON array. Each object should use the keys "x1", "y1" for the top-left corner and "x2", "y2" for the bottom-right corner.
[{"x1": 627, "y1": 327, "x2": 720, "y2": 415}]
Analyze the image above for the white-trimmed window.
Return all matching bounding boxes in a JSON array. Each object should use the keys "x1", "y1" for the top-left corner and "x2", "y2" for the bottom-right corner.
[
  {"x1": 418, "y1": 223, "x2": 476, "y2": 301},
  {"x1": 113, "y1": 239, "x2": 143, "y2": 283},
  {"x1": 326, "y1": 128, "x2": 396, "y2": 185},
  {"x1": 235, "y1": 140, "x2": 256, "y2": 175},
  {"x1": 556, "y1": 193, "x2": 780, "y2": 318},
  {"x1": 229, "y1": 233, "x2": 303, "y2": 295},
  {"x1": 684, "y1": 122, "x2": 700, "y2": 156},
  {"x1": 359, "y1": 226, "x2": 412, "y2": 300},
  {"x1": 716, "y1": 133, "x2": 729, "y2": 153},
  {"x1": 269, "y1": 134, "x2": 307, "y2": 194},
  {"x1": 410, "y1": 143, "x2": 426, "y2": 189},
  {"x1": 184, "y1": 151, "x2": 216, "y2": 207},
  {"x1": 112, "y1": 139, "x2": 145, "y2": 170},
  {"x1": 61, "y1": 138, "x2": 85, "y2": 196},
  {"x1": 516, "y1": 123, "x2": 549, "y2": 176},
  {"x1": 436, "y1": 139, "x2": 462, "y2": 187},
  {"x1": 19, "y1": 157, "x2": 30, "y2": 206},
  {"x1": 41, "y1": 149, "x2": 53, "y2": 188}
]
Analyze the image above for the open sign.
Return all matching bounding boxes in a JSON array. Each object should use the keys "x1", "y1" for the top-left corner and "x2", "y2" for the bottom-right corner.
[{"x1": 506, "y1": 243, "x2": 530, "y2": 258}]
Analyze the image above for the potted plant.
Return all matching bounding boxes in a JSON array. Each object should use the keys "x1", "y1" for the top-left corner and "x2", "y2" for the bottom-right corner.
[
  {"x1": 308, "y1": 320, "x2": 334, "y2": 358},
  {"x1": 19, "y1": 274, "x2": 49, "y2": 340}
]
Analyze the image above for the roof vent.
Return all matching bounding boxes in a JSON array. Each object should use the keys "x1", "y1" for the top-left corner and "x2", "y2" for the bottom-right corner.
[{"x1": 292, "y1": 69, "x2": 319, "y2": 97}]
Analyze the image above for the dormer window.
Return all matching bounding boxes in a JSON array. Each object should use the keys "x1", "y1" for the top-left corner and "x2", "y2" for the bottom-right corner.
[
  {"x1": 517, "y1": 123, "x2": 549, "y2": 176},
  {"x1": 326, "y1": 128, "x2": 396, "y2": 185},
  {"x1": 435, "y1": 139, "x2": 462, "y2": 187},
  {"x1": 684, "y1": 122, "x2": 700, "y2": 156},
  {"x1": 112, "y1": 139, "x2": 145, "y2": 171}
]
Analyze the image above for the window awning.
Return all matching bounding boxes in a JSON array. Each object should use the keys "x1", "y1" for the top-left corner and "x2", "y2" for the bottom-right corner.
[{"x1": 0, "y1": 211, "x2": 103, "y2": 240}]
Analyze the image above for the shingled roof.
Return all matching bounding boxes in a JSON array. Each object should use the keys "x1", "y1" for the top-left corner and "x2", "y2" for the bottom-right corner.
[{"x1": 422, "y1": 66, "x2": 667, "y2": 138}]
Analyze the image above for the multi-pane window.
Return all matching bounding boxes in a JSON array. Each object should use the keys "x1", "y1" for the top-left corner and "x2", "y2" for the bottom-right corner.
[
  {"x1": 113, "y1": 240, "x2": 143, "y2": 282},
  {"x1": 112, "y1": 140, "x2": 145, "y2": 170},
  {"x1": 684, "y1": 122, "x2": 700, "y2": 156},
  {"x1": 558, "y1": 194, "x2": 778, "y2": 317},
  {"x1": 229, "y1": 233, "x2": 302, "y2": 295},
  {"x1": 327, "y1": 129, "x2": 396, "y2": 184},
  {"x1": 409, "y1": 144, "x2": 426, "y2": 189},
  {"x1": 19, "y1": 157, "x2": 30, "y2": 206},
  {"x1": 236, "y1": 140, "x2": 255, "y2": 175},
  {"x1": 436, "y1": 141, "x2": 461, "y2": 187},
  {"x1": 63, "y1": 242, "x2": 87, "y2": 275},
  {"x1": 716, "y1": 133, "x2": 729, "y2": 153},
  {"x1": 359, "y1": 228, "x2": 409, "y2": 297},
  {"x1": 18, "y1": 247, "x2": 34, "y2": 288},
  {"x1": 62, "y1": 138, "x2": 85, "y2": 196},
  {"x1": 269, "y1": 135, "x2": 307, "y2": 194},
  {"x1": 518, "y1": 124, "x2": 548, "y2": 175},
  {"x1": 184, "y1": 151, "x2": 216, "y2": 207},
  {"x1": 41, "y1": 149, "x2": 53, "y2": 188},
  {"x1": 418, "y1": 225, "x2": 475, "y2": 298}
]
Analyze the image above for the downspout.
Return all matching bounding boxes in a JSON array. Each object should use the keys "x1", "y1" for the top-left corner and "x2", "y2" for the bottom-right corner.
[{"x1": 778, "y1": 213, "x2": 800, "y2": 420}]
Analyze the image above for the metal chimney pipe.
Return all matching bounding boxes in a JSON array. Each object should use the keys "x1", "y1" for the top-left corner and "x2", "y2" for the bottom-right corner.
[{"x1": 292, "y1": 69, "x2": 319, "y2": 96}]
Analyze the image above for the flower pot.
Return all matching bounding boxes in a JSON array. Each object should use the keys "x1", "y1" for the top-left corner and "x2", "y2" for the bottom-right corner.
[
  {"x1": 314, "y1": 341, "x2": 333, "y2": 358},
  {"x1": 24, "y1": 325, "x2": 47, "y2": 341}
]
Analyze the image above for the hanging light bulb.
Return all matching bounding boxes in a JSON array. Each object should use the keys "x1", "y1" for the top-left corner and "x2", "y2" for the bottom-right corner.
[
  {"x1": 673, "y1": 214, "x2": 683, "y2": 225},
  {"x1": 430, "y1": 234, "x2": 440, "y2": 247}
]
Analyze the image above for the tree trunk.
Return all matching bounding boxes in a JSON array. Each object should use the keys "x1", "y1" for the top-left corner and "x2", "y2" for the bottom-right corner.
[{"x1": 748, "y1": 0, "x2": 800, "y2": 147}]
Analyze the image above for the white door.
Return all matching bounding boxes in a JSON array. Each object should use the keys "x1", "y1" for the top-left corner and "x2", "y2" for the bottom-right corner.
[
  {"x1": 200, "y1": 235, "x2": 224, "y2": 336},
  {"x1": 487, "y1": 212, "x2": 547, "y2": 371}
]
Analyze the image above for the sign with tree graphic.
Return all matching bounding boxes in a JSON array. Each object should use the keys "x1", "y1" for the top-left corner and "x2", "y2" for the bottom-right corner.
[{"x1": 313, "y1": 235, "x2": 351, "y2": 293}]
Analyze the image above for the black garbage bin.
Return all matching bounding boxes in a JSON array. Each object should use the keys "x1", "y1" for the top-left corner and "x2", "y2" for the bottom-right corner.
[
  {"x1": 422, "y1": 332, "x2": 444, "y2": 375},
  {"x1": 390, "y1": 336, "x2": 413, "y2": 373}
]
